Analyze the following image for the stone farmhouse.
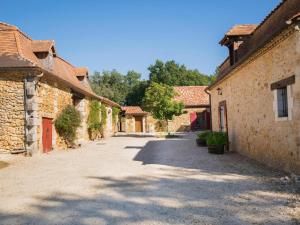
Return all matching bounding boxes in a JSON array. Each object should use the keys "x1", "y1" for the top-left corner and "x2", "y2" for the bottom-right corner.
[
  {"x1": 120, "y1": 106, "x2": 148, "y2": 133},
  {"x1": 207, "y1": 0, "x2": 300, "y2": 173},
  {"x1": 0, "y1": 22, "x2": 119, "y2": 155},
  {"x1": 120, "y1": 86, "x2": 210, "y2": 133},
  {"x1": 169, "y1": 86, "x2": 210, "y2": 132}
]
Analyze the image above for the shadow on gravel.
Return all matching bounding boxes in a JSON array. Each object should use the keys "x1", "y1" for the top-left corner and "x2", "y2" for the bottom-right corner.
[
  {"x1": 0, "y1": 161, "x2": 9, "y2": 170},
  {"x1": 0, "y1": 134, "x2": 298, "y2": 225},
  {"x1": 0, "y1": 175, "x2": 298, "y2": 225},
  {"x1": 133, "y1": 135, "x2": 285, "y2": 179}
]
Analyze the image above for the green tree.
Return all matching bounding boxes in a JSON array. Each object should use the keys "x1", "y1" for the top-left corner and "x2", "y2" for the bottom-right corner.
[
  {"x1": 90, "y1": 70, "x2": 144, "y2": 105},
  {"x1": 143, "y1": 82, "x2": 184, "y2": 133},
  {"x1": 90, "y1": 70, "x2": 127, "y2": 104},
  {"x1": 148, "y1": 60, "x2": 212, "y2": 86},
  {"x1": 125, "y1": 80, "x2": 149, "y2": 106}
]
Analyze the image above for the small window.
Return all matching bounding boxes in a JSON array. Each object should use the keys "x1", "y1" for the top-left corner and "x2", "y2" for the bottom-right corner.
[{"x1": 277, "y1": 87, "x2": 288, "y2": 117}]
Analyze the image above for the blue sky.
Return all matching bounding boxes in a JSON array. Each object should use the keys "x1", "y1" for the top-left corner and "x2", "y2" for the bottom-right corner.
[{"x1": 2, "y1": 0, "x2": 280, "y2": 79}]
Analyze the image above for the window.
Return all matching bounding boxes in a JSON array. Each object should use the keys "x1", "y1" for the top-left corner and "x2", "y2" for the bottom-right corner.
[
  {"x1": 271, "y1": 75, "x2": 295, "y2": 121},
  {"x1": 277, "y1": 87, "x2": 288, "y2": 117}
]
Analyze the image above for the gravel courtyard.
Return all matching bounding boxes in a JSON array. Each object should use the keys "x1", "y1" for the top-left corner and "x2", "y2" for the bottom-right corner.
[{"x1": 0, "y1": 133, "x2": 299, "y2": 225}]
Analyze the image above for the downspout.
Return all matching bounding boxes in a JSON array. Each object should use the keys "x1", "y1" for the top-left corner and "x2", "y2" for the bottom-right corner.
[{"x1": 205, "y1": 88, "x2": 212, "y2": 131}]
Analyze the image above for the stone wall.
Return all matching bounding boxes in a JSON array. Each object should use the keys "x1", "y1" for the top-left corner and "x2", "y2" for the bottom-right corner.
[
  {"x1": 210, "y1": 27, "x2": 300, "y2": 173},
  {"x1": 75, "y1": 97, "x2": 91, "y2": 144},
  {"x1": 168, "y1": 107, "x2": 207, "y2": 132},
  {"x1": 37, "y1": 77, "x2": 73, "y2": 150},
  {"x1": 125, "y1": 115, "x2": 135, "y2": 133},
  {"x1": 0, "y1": 71, "x2": 26, "y2": 152}
]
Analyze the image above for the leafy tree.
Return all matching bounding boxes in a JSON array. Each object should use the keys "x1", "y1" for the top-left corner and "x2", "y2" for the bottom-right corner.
[
  {"x1": 143, "y1": 82, "x2": 184, "y2": 133},
  {"x1": 148, "y1": 60, "x2": 212, "y2": 86},
  {"x1": 125, "y1": 70, "x2": 141, "y2": 87},
  {"x1": 125, "y1": 80, "x2": 149, "y2": 106},
  {"x1": 90, "y1": 70, "x2": 144, "y2": 105},
  {"x1": 91, "y1": 70, "x2": 127, "y2": 104}
]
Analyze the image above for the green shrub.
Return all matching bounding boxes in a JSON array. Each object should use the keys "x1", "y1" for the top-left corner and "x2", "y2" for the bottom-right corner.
[
  {"x1": 197, "y1": 131, "x2": 211, "y2": 141},
  {"x1": 88, "y1": 100, "x2": 102, "y2": 139},
  {"x1": 112, "y1": 107, "x2": 120, "y2": 124},
  {"x1": 101, "y1": 104, "x2": 107, "y2": 126},
  {"x1": 55, "y1": 105, "x2": 81, "y2": 146},
  {"x1": 206, "y1": 132, "x2": 227, "y2": 146}
]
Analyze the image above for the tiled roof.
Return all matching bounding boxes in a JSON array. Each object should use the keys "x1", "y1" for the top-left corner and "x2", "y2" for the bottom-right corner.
[
  {"x1": 220, "y1": 24, "x2": 257, "y2": 45},
  {"x1": 121, "y1": 106, "x2": 148, "y2": 115},
  {"x1": 209, "y1": 0, "x2": 300, "y2": 90},
  {"x1": 174, "y1": 86, "x2": 209, "y2": 107},
  {"x1": 74, "y1": 67, "x2": 88, "y2": 76},
  {"x1": 226, "y1": 24, "x2": 257, "y2": 36},
  {"x1": 32, "y1": 40, "x2": 56, "y2": 55},
  {"x1": 0, "y1": 22, "x2": 119, "y2": 107}
]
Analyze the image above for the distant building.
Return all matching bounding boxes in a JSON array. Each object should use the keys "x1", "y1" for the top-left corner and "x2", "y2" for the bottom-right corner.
[
  {"x1": 169, "y1": 86, "x2": 210, "y2": 132},
  {"x1": 207, "y1": 0, "x2": 300, "y2": 173},
  {"x1": 120, "y1": 106, "x2": 148, "y2": 133},
  {"x1": 120, "y1": 86, "x2": 210, "y2": 133},
  {"x1": 0, "y1": 22, "x2": 119, "y2": 154}
]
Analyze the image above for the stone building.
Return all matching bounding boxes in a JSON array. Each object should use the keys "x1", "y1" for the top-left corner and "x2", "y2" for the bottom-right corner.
[
  {"x1": 207, "y1": 0, "x2": 300, "y2": 173},
  {"x1": 0, "y1": 22, "x2": 119, "y2": 154},
  {"x1": 120, "y1": 106, "x2": 148, "y2": 133},
  {"x1": 168, "y1": 86, "x2": 210, "y2": 132},
  {"x1": 120, "y1": 86, "x2": 210, "y2": 133}
]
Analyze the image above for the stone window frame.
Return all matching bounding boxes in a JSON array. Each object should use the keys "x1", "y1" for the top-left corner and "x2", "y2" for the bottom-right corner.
[{"x1": 273, "y1": 84, "x2": 293, "y2": 121}]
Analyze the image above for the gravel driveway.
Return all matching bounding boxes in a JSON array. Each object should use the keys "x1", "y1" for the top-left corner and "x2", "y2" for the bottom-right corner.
[{"x1": 0, "y1": 133, "x2": 299, "y2": 225}]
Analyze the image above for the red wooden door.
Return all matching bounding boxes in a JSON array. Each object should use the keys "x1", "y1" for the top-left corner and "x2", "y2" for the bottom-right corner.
[
  {"x1": 190, "y1": 112, "x2": 197, "y2": 131},
  {"x1": 42, "y1": 118, "x2": 52, "y2": 153}
]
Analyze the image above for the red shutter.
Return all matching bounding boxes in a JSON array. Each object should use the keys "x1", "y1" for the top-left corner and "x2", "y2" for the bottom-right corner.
[{"x1": 190, "y1": 112, "x2": 197, "y2": 131}]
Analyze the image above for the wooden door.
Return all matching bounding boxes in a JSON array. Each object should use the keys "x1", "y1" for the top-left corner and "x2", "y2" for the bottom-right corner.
[
  {"x1": 42, "y1": 118, "x2": 53, "y2": 153},
  {"x1": 190, "y1": 112, "x2": 197, "y2": 130},
  {"x1": 135, "y1": 116, "x2": 143, "y2": 132}
]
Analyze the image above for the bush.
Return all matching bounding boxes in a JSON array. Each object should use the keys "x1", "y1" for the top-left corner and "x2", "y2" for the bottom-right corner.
[
  {"x1": 55, "y1": 105, "x2": 81, "y2": 146},
  {"x1": 206, "y1": 132, "x2": 227, "y2": 146},
  {"x1": 101, "y1": 104, "x2": 107, "y2": 126},
  {"x1": 112, "y1": 107, "x2": 120, "y2": 124},
  {"x1": 88, "y1": 100, "x2": 102, "y2": 140},
  {"x1": 197, "y1": 131, "x2": 211, "y2": 141}
]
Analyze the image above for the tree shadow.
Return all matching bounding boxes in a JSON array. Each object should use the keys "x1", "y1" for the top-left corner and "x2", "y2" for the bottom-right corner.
[
  {"x1": 0, "y1": 174, "x2": 298, "y2": 225},
  {"x1": 0, "y1": 161, "x2": 9, "y2": 170}
]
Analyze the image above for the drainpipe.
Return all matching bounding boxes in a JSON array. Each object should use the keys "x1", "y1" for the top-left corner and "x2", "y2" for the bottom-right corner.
[{"x1": 205, "y1": 88, "x2": 212, "y2": 131}]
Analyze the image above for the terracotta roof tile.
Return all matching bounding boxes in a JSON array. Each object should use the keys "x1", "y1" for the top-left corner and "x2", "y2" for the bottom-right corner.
[
  {"x1": 32, "y1": 40, "x2": 55, "y2": 54},
  {"x1": 226, "y1": 24, "x2": 257, "y2": 36},
  {"x1": 74, "y1": 67, "x2": 88, "y2": 76},
  {"x1": 121, "y1": 106, "x2": 148, "y2": 115},
  {"x1": 174, "y1": 86, "x2": 209, "y2": 107}
]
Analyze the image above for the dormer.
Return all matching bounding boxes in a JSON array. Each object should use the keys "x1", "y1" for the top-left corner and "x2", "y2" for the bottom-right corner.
[
  {"x1": 75, "y1": 67, "x2": 88, "y2": 81},
  {"x1": 219, "y1": 24, "x2": 257, "y2": 66},
  {"x1": 32, "y1": 40, "x2": 56, "y2": 70}
]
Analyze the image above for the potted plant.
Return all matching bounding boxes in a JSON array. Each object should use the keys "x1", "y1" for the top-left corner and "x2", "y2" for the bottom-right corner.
[
  {"x1": 196, "y1": 131, "x2": 211, "y2": 147},
  {"x1": 206, "y1": 132, "x2": 227, "y2": 154}
]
